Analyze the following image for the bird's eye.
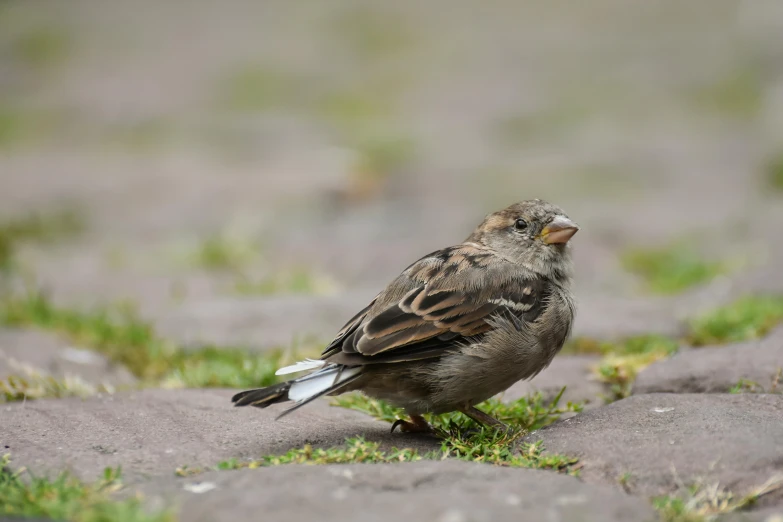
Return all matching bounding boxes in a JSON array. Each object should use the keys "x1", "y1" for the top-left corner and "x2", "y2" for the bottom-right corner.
[{"x1": 514, "y1": 218, "x2": 528, "y2": 231}]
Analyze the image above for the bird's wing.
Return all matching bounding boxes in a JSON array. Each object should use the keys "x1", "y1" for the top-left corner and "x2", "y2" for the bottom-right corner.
[{"x1": 321, "y1": 244, "x2": 550, "y2": 365}]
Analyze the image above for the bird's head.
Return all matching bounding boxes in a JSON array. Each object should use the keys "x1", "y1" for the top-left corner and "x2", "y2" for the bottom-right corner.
[{"x1": 466, "y1": 199, "x2": 578, "y2": 281}]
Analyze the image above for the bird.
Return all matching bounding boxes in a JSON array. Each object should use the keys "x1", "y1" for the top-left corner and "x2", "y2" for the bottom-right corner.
[{"x1": 232, "y1": 199, "x2": 578, "y2": 433}]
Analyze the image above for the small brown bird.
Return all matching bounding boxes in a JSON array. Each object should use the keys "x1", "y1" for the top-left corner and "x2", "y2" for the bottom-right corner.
[{"x1": 232, "y1": 199, "x2": 578, "y2": 432}]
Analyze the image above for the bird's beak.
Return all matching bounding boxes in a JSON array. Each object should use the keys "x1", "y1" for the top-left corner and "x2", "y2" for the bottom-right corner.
[{"x1": 541, "y1": 216, "x2": 579, "y2": 244}]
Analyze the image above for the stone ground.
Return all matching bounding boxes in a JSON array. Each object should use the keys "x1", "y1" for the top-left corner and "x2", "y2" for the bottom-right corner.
[{"x1": 2, "y1": 1, "x2": 783, "y2": 521}]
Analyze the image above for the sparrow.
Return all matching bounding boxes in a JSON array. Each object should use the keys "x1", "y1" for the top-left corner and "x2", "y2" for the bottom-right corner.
[{"x1": 232, "y1": 199, "x2": 578, "y2": 433}]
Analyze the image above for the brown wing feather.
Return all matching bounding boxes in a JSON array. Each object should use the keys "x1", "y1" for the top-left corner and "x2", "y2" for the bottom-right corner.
[
  {"x1": 321, "y1": 244, "x2": 547, "y2": 364},
  {"x1": 320, "y1": 296, "x2": 377, "y2": 358}
]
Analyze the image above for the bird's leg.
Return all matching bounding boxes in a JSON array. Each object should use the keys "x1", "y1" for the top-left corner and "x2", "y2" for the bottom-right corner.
[
  {"x1": 459, "y1": 405, "x2": 508, "y2": 431},
  {"x1": 390, "y1": 414, "x2": 434, "y2": 434}
]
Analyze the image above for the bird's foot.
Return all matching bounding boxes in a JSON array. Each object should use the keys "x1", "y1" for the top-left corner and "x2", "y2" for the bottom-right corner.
[
  {"x1": 458, "y1": 405, "x2": 512, "y2": 434},
  {"x1": 390, "y1": 414, "x2": 434, "y2": 434}
]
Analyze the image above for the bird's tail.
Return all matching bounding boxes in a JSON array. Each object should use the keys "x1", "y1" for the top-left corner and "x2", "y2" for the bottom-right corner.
[{"x1": 231, "y1": 365, "x2": 361, "y2": 419}]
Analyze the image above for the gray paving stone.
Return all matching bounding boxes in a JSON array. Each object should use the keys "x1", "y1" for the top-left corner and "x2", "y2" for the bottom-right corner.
[
  {"x1": 1, "y1": 389, "x2": 438, "y2": 483},
  {"x1": 0, "y1": 329, "x2": 136, "y2": 387},
  {"x1": 634, "y1": 326, "x2": 783, "y2": 395},
  {"x1": 136, "y1": 460, "x2": 657, "y2": 522},
  {"x1": 524, "y1": 394, "x2": 783, "y2": 498}
]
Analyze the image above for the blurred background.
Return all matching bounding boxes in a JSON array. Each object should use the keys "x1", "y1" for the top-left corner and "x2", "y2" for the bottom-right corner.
[{"x1": 2, "y1": 0, "x2": 783, "y2": 349}]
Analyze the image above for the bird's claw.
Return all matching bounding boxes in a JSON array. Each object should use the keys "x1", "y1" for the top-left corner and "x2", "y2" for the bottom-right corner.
[{"x1": 390, "y1": 415, "x2": 434, "y2": 434}]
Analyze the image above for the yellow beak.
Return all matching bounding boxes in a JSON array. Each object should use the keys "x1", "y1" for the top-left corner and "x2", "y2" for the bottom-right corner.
[{"x1": 541, "y1": 216, "x2": 579, "y2": 244}]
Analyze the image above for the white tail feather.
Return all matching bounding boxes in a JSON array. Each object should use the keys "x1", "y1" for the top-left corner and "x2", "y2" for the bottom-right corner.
[
  {"x1": 275, "y1": 358, "x2": 326, "y2": 376},
  {"x1": 288, "y1": 367, "x2": 361, "y2": 403}
]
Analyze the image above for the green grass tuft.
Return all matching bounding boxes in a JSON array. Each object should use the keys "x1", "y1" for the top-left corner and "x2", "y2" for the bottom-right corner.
[
  {"x1": 0, "y1": 455, "x2": 171, "y2": 522},
  {"x1": 331, "y1": 394, "x2": 404, "y2": 423},
  {"x1": 316, "y1": 90, "x2": 392, "y2": 132},
  {"x1": 191, "y1": 232, "x2": 260, "y2": 272},
  {"x1": 728, "y1": 368, "x2": 781, "y2": 395},
  {"x1": 0, "y1": 208, "x2": 84, "y2": 270},
  {"x1": 767, "y1": 152, "x2": 783, "y2": 192},
  {"x1": 1, "y1": 364, "x2": 114, "y2": 403},
  {"x1": 220, "y1": 66, "x2": 302, "y2": 112},
  {"x1": 1, "y1": 292, "x2": 174, "y2": 380},
  {"x1": 691, "y1": 68, "x2": 762, "y2": 119},
  {"x1": 314, "y1": 87, "x2": 415, "y2": 195},
  {"x1": 0, "y1": 289, "x2": 314, "y2": 389},
  {"x1": 183, "y1": 232, "x2": 333, "y2": 295},
  {"x1": 687, "y1": 295, "x2": 783, "y2": 346},
  {"x1": 652, "y1": 474, "x2": 783, "y2": 522},
  {"x1": 0, "y1": 105, "x2": 67, "y2": 151},
  {"x1": 0, "y1": 105, "x2": 29, "y2": 149},
  {"x1": 218, "y1": 437, "x2": 426, "y2": 469},
  {"x1": 11, "y1": 26, "x2": 71, "y2": 69},
  {"x1": 766, "y1": 153, "x2": 783, "y2": 191},
  {"x1": 233, "y1": 268, "x2": 336, "y2": 296},
  {"x1": 442, "y1": 433, "x2": 579, "y2": 473},
  {"x1": 161, "y1": 346, "x2": 287, "y2": 389},
  {"x1": 183, "y1": 432, "x2": 578, "y2": 476},
  {"x1": 327, "y1": 390, "x2": 580, "y2": 472},
  {"x1": 653, "y1": 495, "x2": 710, "y2": 522},
  {"x1": 560, "y1": 336, "x2": 604, "y2": 355},
  {"x1": 622, "y1": 244, "x2": 726, "y2": 295},
  {"x1": 353, "y1": 134, "x2": 416, "y2": 180},
  {"x1": 334, "y1": 386, "x2": 582, "y2": 434},
  {"x1": 591, "y1": 335, "x2": 680, "y2": 402}
]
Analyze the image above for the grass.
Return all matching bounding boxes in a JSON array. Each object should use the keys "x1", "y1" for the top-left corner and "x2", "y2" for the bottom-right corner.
[
  {"x1": 218, "y1": 437, "x2": 425, "y2": 470},
  {"x1": 190, "y1": 232, "x2": 261, "y2": 273},
  {"x1": 690, "y1": 67, "x2": 762, "y2": 119},
  {"x1": 621, "y1": 244, "x2": 727, "y2": 295},
  {"x1": 352, "y1": 133, "x2": 416, "y2": 180},
  {"x1": 331, "y1": 6, "x2": 413, "y2": 62},
  {"x1": 0, "y1": 455, "x2": 171, "y2": 522},
  {"x1": 560, "y1": 336, "x2": 604, "y2": 355},
  {"x1": 575, "y1": 295, "x2": 783, "y2": 402},
  {"x1": 318, "y1": 97, "x2": 416, "y2": 200},
  {"x1": 0, "y1": 207, "x2": 85, "y2": 270},
  {"x1": 441, "y1": 432, "x2": 579, "y2": 473},
  {"x1": 331, "y1": 393, "x2": 404, "y2": 423},
  {"x1": 596, "y1": 351, "x2": 665, "y2": 402},
  {"x1": 1, "y1": 363, "x2": 114, "y2": 403},
  {"x1": 175, "y1": 437, "x2": 425, "y2": 476},
  {"x1": 0, "y1": 104, "x2": 30, "y2": 149},
  {"x1": 178, "y1": 431, "x2": 578, "y2": 477},
  {"x1": 333, "y1": 386, "x2": 583, "y2": 435},
  {"x1": 687, "y1": 295, "x2": 783, "y2": 346},
  {"x1": 11, "y1": 26, "x2": 71, "y2": 70},
  {"x1": 181, "y1": 231, "x2": 336, "y2": 296},
  {"x1": 280, "y1": 389, "x2": 583, "y2": 474},
  {"x1": 316, "y1": 90, "x2": 393, "y2": 132},
  {"x1": 312, "y1": 85, "x2": 416, "y2": 200},
  {"x1": 591, "y1": 335, "x2": 680, "y2": 402},
  {"x1": 219, "y1": 66, "x2": 303, "y2": 113},
  {"x1": 652, "y1": 474, "x2": 783, "y2": 522},
  {"x1": 184, "y1": 232, "x2": 334, "y2": 295},
  {"x1": 160, "y1": 345, "x2": 290, "y2": 389},
  {"x1": 233, "y1": 268, "x2": 336, "y2": 296},
  {"x1": 729, "y1": 368, "x2": 781, "y2": 394},
  {"x1": 767, "y1": 152, "x2": 783, "y2": 192},
  {"x1": 0, "y1": 289, "x2": 315, "y2": 389},
  {"x1": 559, "y1": 335, "x2": 679, "y2": 402},
  {"x1": 0, "y1": 104, "x2": 69, "y2": 151}
]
